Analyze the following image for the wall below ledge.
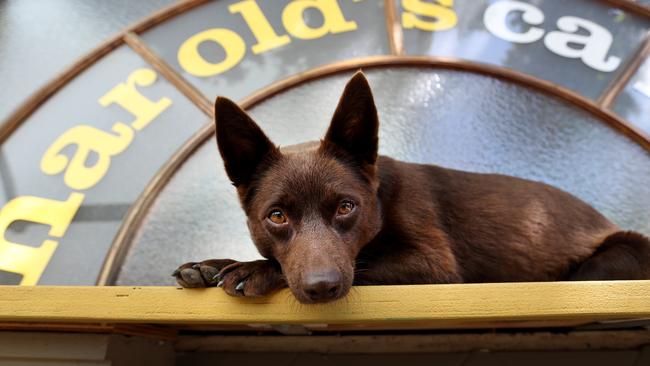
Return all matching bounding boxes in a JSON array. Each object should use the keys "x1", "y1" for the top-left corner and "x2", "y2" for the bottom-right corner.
[{"x1": 1, "y1": 283, "x2": 650, "y2": 364}]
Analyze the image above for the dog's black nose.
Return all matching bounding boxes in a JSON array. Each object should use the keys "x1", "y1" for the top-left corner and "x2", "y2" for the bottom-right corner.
[{"x1": 302, "y1": 270, "x2": 342, "y2": 302}]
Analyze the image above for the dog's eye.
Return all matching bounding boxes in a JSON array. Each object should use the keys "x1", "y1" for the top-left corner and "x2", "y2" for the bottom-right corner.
[
  {"x1": 267, "y1": 209, "x2": 287, "y2": 224},
  {"x1": 337, "y1": 201, "x2": 355, "y2": 216}
]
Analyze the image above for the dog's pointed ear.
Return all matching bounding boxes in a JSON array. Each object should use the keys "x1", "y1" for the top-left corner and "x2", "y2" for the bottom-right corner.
[
  {"x1": 214, "y1": 97, "x2": 277, "y2": 187},
  {"x1": 324, "y1": 71, "x2": 379, "y2": 165}
]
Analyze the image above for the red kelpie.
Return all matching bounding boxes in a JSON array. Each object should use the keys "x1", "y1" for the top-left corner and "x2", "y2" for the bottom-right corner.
[{"x1": 173, "y1": 72, "x2": 650, "y2": 304}]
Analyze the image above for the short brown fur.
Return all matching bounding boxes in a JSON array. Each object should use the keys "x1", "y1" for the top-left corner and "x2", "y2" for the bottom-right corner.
[{"x1": 174, "y1": 72, "x2": 650, "y2": 304}]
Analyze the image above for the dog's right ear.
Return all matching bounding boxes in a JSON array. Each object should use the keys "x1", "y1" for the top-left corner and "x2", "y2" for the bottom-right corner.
[{"x1": 214, "y1": 97, "x2": 277, "y2": 187}]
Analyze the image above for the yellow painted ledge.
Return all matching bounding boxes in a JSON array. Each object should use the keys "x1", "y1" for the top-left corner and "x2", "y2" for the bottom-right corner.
[{"x1": 0, "y1": 281, "x2": 649, "y2": 327}]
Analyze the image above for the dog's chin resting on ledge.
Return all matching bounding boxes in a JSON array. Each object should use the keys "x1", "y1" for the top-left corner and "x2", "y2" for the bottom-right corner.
[{"x1": 173, "y1": 72, "x2": 650, "y2": 304}]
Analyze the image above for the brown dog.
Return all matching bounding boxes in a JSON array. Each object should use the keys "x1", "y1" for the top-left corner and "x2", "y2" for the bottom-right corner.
[{"x1": 173, "y1": 72, "x2": 650, "y2": 304}]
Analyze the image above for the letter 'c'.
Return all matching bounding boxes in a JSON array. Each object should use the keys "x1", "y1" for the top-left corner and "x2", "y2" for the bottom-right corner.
[{"x1": 484, "y1": 0, "x2": 545, "y2": 43}]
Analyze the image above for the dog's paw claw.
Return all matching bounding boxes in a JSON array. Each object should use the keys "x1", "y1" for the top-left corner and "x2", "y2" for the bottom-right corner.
[
  {"x1": 217, "y1": 280, "x2": 224, "y2": 288},
  {"x1": 235, "y1": 281, "x2": 245, "y2": 292},
  {"x1": 171, "y1": 269, "x2": 180, "y2": 277}
]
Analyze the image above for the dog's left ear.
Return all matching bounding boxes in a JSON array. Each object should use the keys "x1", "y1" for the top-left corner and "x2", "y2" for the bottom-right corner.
[{"x1": 324, "y1": 71, "x2": 379, "y2": 165}]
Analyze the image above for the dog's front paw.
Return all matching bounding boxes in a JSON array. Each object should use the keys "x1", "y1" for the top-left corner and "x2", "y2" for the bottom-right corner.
[
  {"x1": 216, "y1": 260, "x2": 287, "y2": 297},
  {"x1": 172, "y1": 259, "x2": 236, "y2": 288}
]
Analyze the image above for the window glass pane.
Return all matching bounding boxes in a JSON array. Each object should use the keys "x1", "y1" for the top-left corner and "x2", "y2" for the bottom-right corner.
[
  {"x1": 400, "y1": 0, "x2": 650, "y2": 100},
  {"x1": 0, "y1": 0, "x2": 174, "y2": 120},
  {"x1": 117, "y1": 67, "x2": 650, "y2": 285}
]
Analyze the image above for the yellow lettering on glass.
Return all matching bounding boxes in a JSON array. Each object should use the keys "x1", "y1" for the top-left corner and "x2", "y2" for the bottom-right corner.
[
  {"x1": 282, "y1": 0, "x2": 357, "y2": 40},
  {"x1": 402, "y1": 0, "x2": 457, "y2": 31},
  {"x1": 0, "y1": 193, "x2": 84, "y2": 285},
  {"x1": 40, "y1": 123, "x2": 134, "y2": 190},
  {"x1": 178, "y1": 28, "x2": 246, "y2": 77},
  {"x1": 98, "y1": 68, "x2": 172, "y2": 131},
  {"x1": 230, "y1": 0, "x2": 291, "y2": 54}
]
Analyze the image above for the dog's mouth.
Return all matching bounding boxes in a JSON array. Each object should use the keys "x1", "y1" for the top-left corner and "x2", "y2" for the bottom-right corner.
[{"x1": 291, "y1": 284, "x2": 351, "y2": 304}]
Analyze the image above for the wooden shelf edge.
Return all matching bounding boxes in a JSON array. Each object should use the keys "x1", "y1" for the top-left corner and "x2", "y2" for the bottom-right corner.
[{"x1": 0, "y1": 281, "x2": 649, "y2": 327}]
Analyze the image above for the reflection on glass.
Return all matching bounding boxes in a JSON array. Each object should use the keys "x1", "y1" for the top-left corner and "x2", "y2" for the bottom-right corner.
[{"x1": 614, "y1": 56, "x2": 650, "y2": 135}]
